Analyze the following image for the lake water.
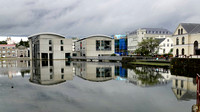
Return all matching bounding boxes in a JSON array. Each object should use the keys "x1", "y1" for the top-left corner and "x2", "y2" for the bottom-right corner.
[{"x1": 0, "y1": 60, "x2": 196, "y2": 112}]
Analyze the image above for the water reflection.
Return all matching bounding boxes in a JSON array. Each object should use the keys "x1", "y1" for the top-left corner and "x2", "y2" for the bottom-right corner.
[
  {"x1": 171, "y1": 75, "x2": 196, "y2": 101},
  {"x1": 29, "y1": 60, "x2": 73, "y2": 85},
  {"x1": 73, "y1": 62, "x2": 120, "y2": 82},
  {"x1": 0, "y1": 60, "x2": 30, "y2": 78},
  {"x1": 127, "y1": 66, "x2": 171, "y2": 87}
]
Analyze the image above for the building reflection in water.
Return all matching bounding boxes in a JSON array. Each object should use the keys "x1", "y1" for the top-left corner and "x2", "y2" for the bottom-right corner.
[
  {"x1": 73, "y1": 62, "x2": 121, "y2": 82},
  {"x1": 29, "y1": 60, "x2": 73, "y2": 85},
  {"x1": 171, "y1": 75, "x2": 196, "y2": 101},
  {"x1": 127, "y1": 66, "x2": 171, "y2": 87},
  {"x1": 0, "y1": 60, "x2": 30, "y2": 78}
]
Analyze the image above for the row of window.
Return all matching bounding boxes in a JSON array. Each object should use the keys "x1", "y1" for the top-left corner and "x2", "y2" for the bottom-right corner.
[
  {"x1": 176, "y1": 48, "x2": 185, "y2": 56},
  {"x1": 0, "y1": 51, "x2": 15, "y2": 53},
  {"x1": 176, "y1": 37, "x2": 185, "y2": 45},
  {"x1": 49, "y1": 46, "x2": 64, "y2": 51},
  {"x1": 163, "y1": 43, "x2": 173, "y2": 47},
  {"x1": 49, "y1": 40, "x2": 64, "y2": 45},
  {"x1": 178, "y1": 28, "x2": 184, "y2": 35},
  {"x1": 0, "y1": 47, "x2": 15, "y2": 49}
]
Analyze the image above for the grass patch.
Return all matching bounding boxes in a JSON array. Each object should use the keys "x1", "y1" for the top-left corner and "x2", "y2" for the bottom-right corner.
[{"x1": 129, "y1": 62, "x2": 170, "y2": 66}]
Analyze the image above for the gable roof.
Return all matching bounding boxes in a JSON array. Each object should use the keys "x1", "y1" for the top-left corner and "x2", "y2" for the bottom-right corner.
[{"x1": 180, "y1": 23, "x2": 200, "y2": 34}]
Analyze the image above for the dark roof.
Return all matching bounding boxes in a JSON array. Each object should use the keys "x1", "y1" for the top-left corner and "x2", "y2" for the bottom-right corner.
[
  {"x1": 129, "y1": 28, "x2": 172, "y2": 35},
  {"x1": 156, "y1": 38, "x2": 165, "y2": 44},
  {"x1": 179, "y1": 91, "x2": 196, "y2": 101},
  {"x1": 181, "y1": 23, "x2": 200, "y2": 34}
]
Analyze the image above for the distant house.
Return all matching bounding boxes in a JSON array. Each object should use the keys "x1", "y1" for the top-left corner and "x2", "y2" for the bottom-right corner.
[
  {"x1": 28, "y1": 32, "x2": 72, "y2": 60},
  {"x1": 0, "y1": 44, "x2": 16, "y2": 58},
  {"x1": 172, "y1": 23, "x2": 200, "y2": 57},
  {"x1": 16, "y1": 45, "x2": 28, "y2": 57},
  {"x1": 156, "y1": 36, "x2": 173, "y2": 55},
  {"x1": 127, "y1": 28, "x2": 172, "y2": 54},
  {"x1": 75, "y1": 35, "x2": 114, "y2": 57}
]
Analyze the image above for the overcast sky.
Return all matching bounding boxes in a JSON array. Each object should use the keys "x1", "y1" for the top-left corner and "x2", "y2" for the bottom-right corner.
[{"x1": 0, "y1": 0, "x2": 200, "y2": 37}]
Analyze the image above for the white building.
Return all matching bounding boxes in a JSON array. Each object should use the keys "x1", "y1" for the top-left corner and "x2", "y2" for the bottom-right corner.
[
  {"x1": 171, "y1": 23, "x2": 200, "y2": 57},
  {"x1": 28, "y1": 32, "x2": 72, "y2": 59},
  {"x1": 128, "y1": 28, "x2": 172, "y2": 54},
  {"x1": 156, "y1": 36, "x2": 173, "y2": 55},
  {"x1": 73, "y1": 62, "x2": 115, "y2": 82},
  {"x1": 75, "y1": 35, "x2": 114, "y2": 57},
  {"x1": 30, "y1": 60, "x2": 73, "y2": 85}
]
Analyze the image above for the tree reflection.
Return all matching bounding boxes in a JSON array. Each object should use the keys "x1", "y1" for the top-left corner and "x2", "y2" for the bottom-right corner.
[{"x1": 130, "y1": 66, "x2": 166, "y2": 86}]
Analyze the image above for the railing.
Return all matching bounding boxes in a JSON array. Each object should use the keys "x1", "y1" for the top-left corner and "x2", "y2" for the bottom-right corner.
[
  {"x1": 71, "y1": 56, "x2": 122, "y2": 61},
  {"x1": 196, "y1": 73, "x2": 200, "y2": 111}
]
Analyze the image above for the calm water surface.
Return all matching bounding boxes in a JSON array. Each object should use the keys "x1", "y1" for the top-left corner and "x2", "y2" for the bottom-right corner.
[{"x1": 0, "y1": 60, "x2": 196, "y2": 112}]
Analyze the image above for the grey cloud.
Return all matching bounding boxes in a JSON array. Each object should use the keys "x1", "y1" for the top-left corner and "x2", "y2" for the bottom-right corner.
[{"x1": 0, "y1": 0, "x2": 200, "y2": 36}]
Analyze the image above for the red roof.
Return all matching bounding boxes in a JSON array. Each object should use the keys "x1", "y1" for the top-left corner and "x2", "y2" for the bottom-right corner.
[{"x1": 0, "y1": 44, "x2": 15, "y2": 47}]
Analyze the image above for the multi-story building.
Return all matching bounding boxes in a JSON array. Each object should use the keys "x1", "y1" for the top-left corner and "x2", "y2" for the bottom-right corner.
[
  {"x1": 0, "y1": 44, "x2": 16, "y2": 58},
  {"x1": 112, "y1": 35, "x2": 128, "y2": 56},
  {"x1": 28, "y1": 32, "x2": 72, "y2": 59},
  {"x1": 171, "y1": 75, "x2": 196, "y2": 101},
  {"x1": 73, "y1": 61, "x2": 115, "y2": 82},
  {"x1": 157, "y1": 36, "x2": 173, "y2": 55},
  {"x1": 75, "y1": 35, "x2": 114, "y2": 57},
  {"x1": 171, "y1": 23, "x2": 200, "y2": 57},
  {"x1": 30, "y1": 60, "x2": 73, "y2": 85},
  {"x1": 127, "y1": 28, "x2": 172, "y2": 54},
  {"x1": 16, "y1": 45, "x2": 28, "y2": 57}
]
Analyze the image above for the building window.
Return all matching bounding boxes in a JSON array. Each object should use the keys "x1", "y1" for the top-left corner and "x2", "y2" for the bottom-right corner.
[
  {"x1": 167, "y1": 39, "x2": 169, "y2": 42},
  {"x1": 50, "y1": 75, "x2": 53, "y2": 79},
  {"x1": 181, "y1": 80, "x2": 184, "y2": 88},
  {"x1": 49, "y1": 46, "x2": 52, "y2": 51},
  {"x1": 50, "y1": 68, "x2": 53, "y2": 73},
  {"x1": 61, "y1": 46, "x2": 64, "y2": 51},
  {"x1": 96, "y1": 40, "x2": 100, "y2": 50},
  {"x1": 171, "y1": 44, "x2": 173, "y2": 47},
  {"x1": 176, "y1": 49, "x2": 179, "y2": 57},
  {"x1": 49, "y1": 40, "x2": 52, "y2": 45},
  {"x1": 178, "y1": 29, "x2": 180, "y2": 35},
  {"x1": 182, "y1": 37, "x2": 185, "y2": 44},
  {"x1": 61, "y1": 75, "x2": 64, "y2": 79},
  {"x1": 96, "y1": 40, "x2": 111, "y2": 51},
  {"x1": 194, "y1": 41, "x2": 198, "y2": 55},
  {"x1": 176, "y1": 37, "x2": 179, "y2": 45},
  {"x1": 175, "y1": 79, "x2": 178, "y2": 87},
  {"x1": 163, "y1": 43, "x2": 165, "y2": 47},
  {"x1": 181, "y1": 28, "x2": 183, "y2": 34},
  {"x1": 60, "y1": 40, "x2": 63, "y2": 44},
  {"x1": 182, "y1": 48, "x2": 184, "y2": 55},
  {"x1": 61, "y1": 68, "x2": 64, "y2": 73},
  {"x1": 96, "y1": 67, "x2": 111, "y2": 78},
  {"x1": 163, "y1": 49, "x2": 165, "y2": 54},
  {"x1": 167, "y1": 44, "x2": 169, "y2": 47}
]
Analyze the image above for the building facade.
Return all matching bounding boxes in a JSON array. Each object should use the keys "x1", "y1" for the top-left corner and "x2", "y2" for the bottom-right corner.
[
  {"x1": 172, "y1": 23, "x2": 200, "y2": 57},
  {"x1": 0, "y1": 44, "x2": 16, "y2": 58},
  {"x1": 16, "y1": 45, "x2": 28, "y2": 57},
  {"x1": 28, "y1": 33, "x2": 72, "y2": 59},
  {"x1": 30, "y1": 60, "x2": 73, "y2": 85},
  {"x1": 157, "y1": 36, "x2": 173, "y2": 55},
  {"x1": 112, "y1": 35, "x2": 128, "y2": 56},
  {"x1": 75, "y1": 35, "x2": 114, "y2": 57},
  {"x1": 127, "y1": 28, "x2": 172, "y2": 54}
]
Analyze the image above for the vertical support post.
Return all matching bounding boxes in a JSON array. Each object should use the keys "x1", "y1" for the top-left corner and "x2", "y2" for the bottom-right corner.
[{"x1": 197, "y1": 74, "x2": 200, "y2": 111}]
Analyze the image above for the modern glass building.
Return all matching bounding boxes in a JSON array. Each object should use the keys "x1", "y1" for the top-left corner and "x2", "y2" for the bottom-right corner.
[{"x1": 112, "y1": 35, "x2": 128, "y2": 56}]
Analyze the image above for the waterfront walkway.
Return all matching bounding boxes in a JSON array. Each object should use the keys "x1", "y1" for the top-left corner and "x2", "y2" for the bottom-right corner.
[{"x1": 71, "y1": 56, "x2": 123, "y2": 61}]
